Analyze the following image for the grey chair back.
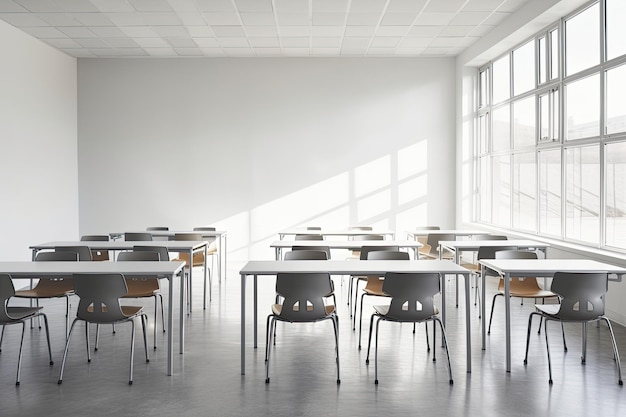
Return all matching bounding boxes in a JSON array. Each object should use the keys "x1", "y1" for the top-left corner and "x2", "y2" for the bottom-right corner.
[
  {"x1": 359, "y1": 246, "x2": 399, "y2": 260},
  {"x1": 174, "y1": 233, "x2": 202, "y2": 241},
  {"x1": 80, "y1": 235, "x2": 110, "y2": 260},
  {"x1": 74, "y1": 274, "x2": 128, "y2": 322},
  {"x1": 125, "y1": 232, "x2": 153, "y2": 241},
  {"x1": 193, "y1": 227, "x2": 216, "y2": 231},
  {"x1": 35, "y1": 251, "x2": 78, "y2": 262},
  {"x1": 0, "y1": 274, "x2": 17, "y2": 322},
  {"x1": 382, "y1": 272, "x2": 441, "y2": 321},
  {"x1": 295, "y1": 234, "x2": 324, "y2": 241},
  {"x1": 80, "y1": 235, "x2": 109, "y2": 241},
  {"x1": 146, "y1": 227, "x2": 169, "y2": 231},
  {"x1": 351, "y1": 234, "x2": 384, "y2": 241},
  {"x1": 133, "y1": 246, "x2": 170, "y2": 261},
  {"x1": 495, "y1": 250, "x2": 538, "y2": 260},
  {"x1": 55, "y1": 246, "x2": 92, "y2": 261},
  {"x1": 117, "y1": 251, "x2": 160, "y2": 262},
  {"x1": 275, "y1": 273, "x2": 333, "y2": 322},
  {"x1": 367, "y1": 250, "x2": 410, "y2": 261},
  {"x1": 473, "y1": 234, "x2": 508, "y2": 240},
  {"x1": 551, "y1": 272, "x2": 608, "y2": 321},
  {"x1": 284, "y1": 250, "x2": 328, "y2": 260}
]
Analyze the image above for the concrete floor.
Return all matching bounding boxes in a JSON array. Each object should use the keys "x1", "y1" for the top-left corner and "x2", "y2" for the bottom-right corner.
[{"x1": 1, "y1": 262, "x2": 625, "y2": 417}]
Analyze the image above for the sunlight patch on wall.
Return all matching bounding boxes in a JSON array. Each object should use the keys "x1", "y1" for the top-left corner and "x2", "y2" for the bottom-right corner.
[
  {"x1": 356, "y1": 189, "x2": 391, "y2": 222},
  {"x1": 398, "y1": 141, "x2": 427, "y2": 180},
  {"x1": 398, "y1": 175, "x2": 427, "y2": 205},
  {"x1": 354, "y1": 155, "x2": 390, "y2": 198}
]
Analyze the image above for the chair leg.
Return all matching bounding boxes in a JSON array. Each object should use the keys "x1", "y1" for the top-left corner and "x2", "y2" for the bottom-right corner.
[
  {"x1": 141, "y1": 315, "x2": 149, "y2": 363},
  {"x1": 374, "y1": 317, "x2": 381, "y2": 384},
  {"x1": 16, "y1": 322, "x2": 26, "y2": 385},
  {"x1": 40, "y1": 313, "x2": 54, "y2": 366},
  {"x1": 487, "y1": 294, "x2": 502, "y2": 334},
  {"x1": 153, "y1": 295, "x2": 158, "y2": 349},
  {"x1": 129, "y1": 319, "x2": 136, "y2": 385},
  {"x1": 264, "y1": 315, "x2": 273, "y2": 362},
  {"x1": 434, "y1": 318, "x2": 453, "y2": 384},
  {"x1": 0, "y1": 324, "x2": 5, "y2": 351},
  {"x1": 332, "y1": 315, "x2": 340, "y2": 384},
  {"x1": 265, "y1": 316, "x2": 276, "y2": 383},
  {"x1": 366, "y1": 314, "x2": 375, "y2": 364},
  {"x1": 424, "y1": 322, "x2": 430, "y2": 352},
  {"x1": 94, "y1": 323, "x2": 99, "y2": 351},
  {"x1": 524, "y1": 312, "x2": 537, "y2": 365},
  {"x1": 601, "y1": 317, "x2": 623, "y2": 385},
  {"x1": 58, "y1": 319, "x2": 80, "y2": 384},
  {"x1": 581, "y1": 322, "x2": 587, "y2": 364},
  {"x1": 352, "y1": 279, "x2": 364, "y2": 330},
  {"x1": 358, "y1": 292, "x2": 367, "y2": 350},
  {"x1": 86, "y1": 322, "x2": 92, "y2": 362},
  {"x1": 432, "y1": 315, "x2": 437, "y2": 361},
  {"x1": 544, "y1": 318, "x2": 553, "y2": 384},
  {"x1": 561, "y1": 322, "x2": 567, "y2": 352}
]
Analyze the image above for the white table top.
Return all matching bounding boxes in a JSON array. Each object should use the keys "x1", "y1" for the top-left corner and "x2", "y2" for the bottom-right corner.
[
  {"x1": 110, "y1": 230, "x2": 226, "y2": 238},
  {"x1": 407, "y1": 229, "x2": 487, "y2": 237},
  {"x1": 270, "y1": 240, "x2": 423, "y2": 249},
  {"x1": 279, "y1": 229, "x2": 395, "y2": 237},
  {"x1": 0, "y1": 261, "x2": 185, "y2": 278},
  {"x1": 31, "y1": 240, "x2": 209, "y2": 252},
  {"x1": 240, "y1": 259, "x2": 469, "y2": 276},
  {"x1": 479, "y1": 259, "x2": 626, "y2": 280},
  {"x1": 439, "y1": 239, "x2": 549, "y2": 250}
]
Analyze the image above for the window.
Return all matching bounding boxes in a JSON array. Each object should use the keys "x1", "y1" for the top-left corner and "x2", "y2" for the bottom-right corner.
[
  {"x1": 606, "y1": 64, "x2": 626, "y2": 135},
  {"x1": 513, "y1": 40, "x2": 535, "y2": 95},
  {"x1": 565, "y1": 145, "x2": 600, "y2": 244},
  {"x1": 606, "y1": 0, "x2": 626, "y2": 60},
  {"x1": 565, "y1": 74, "x2": 600, "y2": 140},
  {"x1": 479, "y1": 68, "x2": 489, "y2": 108},
  {"x1": 473, "y1": 0, "x2": 626, "y2": 252},
  {"x1": 565, "y1": 3, "x2": 600, "y2": 76},
  {"x1": 605, "y1": 141, "x2": 626, "y2": 248},
  {"x1": 539, "y1": 148, "x2": 562, "y2": 236}
]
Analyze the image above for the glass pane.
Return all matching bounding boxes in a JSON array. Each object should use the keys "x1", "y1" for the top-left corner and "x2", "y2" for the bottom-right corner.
[
  {"x1": 492, "y1": 154, "x2": 511, "y2": 227},
  {"x1": 479, "y1": 156, "x2": 491, "y2": 222},
  {"x1": 606, "y1": 0, "x2": 626, "y2": 60},
  {"x1": 513, "y1": 152, "x2": 536, "y2": 231},
  {"x1": 513, "y1": 39, "x2": 535, "y2": 95},
  {"x1": 566, "y1": 74, "x2": 600, "y2": 140},
  {"x1": 478, "y1": 113, "x2": 488, "y2": 154},
  {"x1": 513, "y1": 96, "x2": 536, "y2": 148},
  {"x1": 539, "y1": 149, "x2": 562, "y2": 236},
  {"x1": 492, "y1": 55, "x2": 510, "y2": 104},
  {"x1": 565, "y1": 145, "x2": 600, "y2": 244},
  {"x1": 605, "y1": 141, "x2": 626, "y2": 249},
  {"x1": 538, "y1": 36, "x2": 546, "y2": 84},
  {"x1": 565, "y1": 3, "x2": 599, "y2": 76},
  {"x1": 606, "y1": 64, "x2": 626, "y2": 135},
  {"x1": 552, "y1": 89, "x2": 560, "y2": 141},
  {"x1": 539, "y1": 94, "x2": 549, "y2": 140},
  {"x1": 550, "y1": 29, "x2": 559, "y2": 80},
  {"x1": 492, "y1": 105, "x2": 510, "y2": 152},
  {"x1": 479, "y1": 69, "x2": 488, "y2": 108}
]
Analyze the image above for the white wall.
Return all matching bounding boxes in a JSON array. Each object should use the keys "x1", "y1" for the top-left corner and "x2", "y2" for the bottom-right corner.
[
  {"x1": 0, "y1": 19, "x2": 78, "y2": 261},
  {"x1": 77, "y1": 57, "x2": 456, "y2": 260}
]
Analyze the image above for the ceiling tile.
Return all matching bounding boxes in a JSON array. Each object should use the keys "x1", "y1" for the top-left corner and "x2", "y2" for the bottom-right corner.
[
  {"x1": 104, "y1": 37, "x2": 140, "y2": 48},
  {"x1": 449, "y1": 11, "x2": 490, "y2": 25},
  {"x1": 176, "y1": 12, "x2": 206, "y2": 26},
  {"x1": 187, "y1": 26, "x2": 214, "y2": 37},
  {"x1": 235, "y1": 0, "x2": 273, "y2": 12},
  {"x1": 167, "y1": 37, "x2": 197, "y2": 47},
  {"x1": 21, "y1": 26, "x2": 68, "y2": 38},
  {"x1": 463, "y1": 0, "x2": 507, "y2": 12},
  {"x1": 211, "y1": 25, "x2": 246, "y2": 37},
  {"x1": 346, "y1": 13, "x2": 380, "y2": 25},
  {"x1": 311, "y1": 25, "x2": 344, "y2": 37},
  {"x1": 89, "y1": 26, "x2": 127, "y2": 37},
  {"x1": 245, "y1": 25, "x2": 278, "y2": 37},
  {"x1": 44, "y1": 38, "x2": 82, "y2": 48},
  {"x1": 175, "y1": 47, "x2": 204, "y2": 56},
  {"x1": 143, "y1": 47, "x2": 178, "y2": 56},
  {"x1": 380, "y1": 12, "x2": 417, "y2": 26},
  {"x1": 405, "y1": 25, "x2": 444, "y2": 37},
  {"x1": 196, "y1": 0, "x2": 235, "y2": 12},
  {"x1": 283, "y1": 48, "x2": 310, "y2": 56},
  {"x1": 239, "y1": 12, "x2": 275, "y2": 26},
  {"x1": 15, "y1": 0, "x2": 63, "y2": 13},
  {"x1": 439, "y1": 25, "x2": 477, "y2": 36},
  {"x1": 73, "y1": 13, "x2": 116, "y2": 26},
  {"x1": 90, "y1": 0, "x2": 135, "y2": 13},
  {"x1": 274, "y1": 0, "x2": 308, "y2": 13},
  {"x1": 311, "y1": 37, "x2": 341, "y2": 48},
  {"x1": 344, "y1": 25, "x2": 376, "y2": 37},
  {"x1": 120, "y1": 26, "x2": 160, "y2": 37},
  {"x1": 135, "y1": 37, "x2": 170, "y2": 47},
  {"x1": 279, "y1": 25, "x2": 310, "y2": 37},
  {"x1": 166, "y1": 0, "x2": 198, "y2": 12},
  {"x1": 423, "y1": 0, "x2": 467, "y2": 13},
  {"x1": 414, "y1": 12, "x2": 455, "y2": 25},
  {"x1": 276, "y1": 12, "x2": 309, "y2": 26},
  {"x1": 151, "y1": 25, "x2": 188, "y2": 37},
  {"x1": 248, "y1": 37, "x2": 280, "y2": 47},
  {"x1": 312, "y1": 12, "x2": 347, "y2": 26},
  {"x1": 218, "y1": 37, "x2": 249, "y2": 47},
  {"x1": 375, "y1": 25, "x2": 410, "y2": 36},
  {"x1": 203, "y1": 12, "x2": 240, "y2": 26},
  {"x1": 386, "y1": 0, "x2": 428, "y2": 13},
  {"x1": 0, "y1": 1, "x2": 28, "y2": 13},
  {"x1": 370, "y1": 36, "x2": 401, "y2": 48},
  {"x1": 483, "y1": 11, "x2": 511, "y2": 25},
  {"x1": 280, "y1": 37, "x2": 309, "y2": 47},
  {"x1": 313, "y1": 0, "x2": 349, "y2": 13},
  {"x1": 349, "y1": 0, "x2": 387, "y2": 14},
  {"x1": 128, "y1": 0, "x2": 173, "y2": 13},
  {"x1": 57, "y1": 26, "x2": 97, "y2": 38},
  {"x1": 191, "y1": 37, "x2": 219, "y2": 47}
]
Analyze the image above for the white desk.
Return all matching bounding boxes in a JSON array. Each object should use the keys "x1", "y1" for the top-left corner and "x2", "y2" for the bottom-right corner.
[
  {"x1": 239, "y1": 259, "x2": 472, "y2": 375},
  {"x1": 479, "y1": 259, "x2": 626, "y2": 373},
  {"x1": 110, "y1": 230, "x2": 227, "y2": 282},
  {"x1": 270, "y1": 240, "x2": 423, "y2": 260},
  {"x1": 439, "y1": 239, "x2": 550, "y2": 307},
  {"x1": 31, "y1": 240, "x2": 210, "y2": 311},
  {"x1": 0, "y1": 261, "x2": 185, "y2": 376},
  {"x1": 278, "y1": 229, "x2": 395, "y2": 240}
]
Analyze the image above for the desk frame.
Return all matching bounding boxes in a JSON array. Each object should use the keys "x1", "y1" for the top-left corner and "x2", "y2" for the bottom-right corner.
[
  {"x1": 270, "y1": 240, "x2": 423, "y2": 260},
  {"x1": 479, "y1": 259, "x2": 626, "y2": 373}
]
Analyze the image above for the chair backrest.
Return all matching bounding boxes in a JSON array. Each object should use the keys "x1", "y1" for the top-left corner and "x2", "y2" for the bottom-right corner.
[
  {"x1": 0, "y1": 274, "x2": 17, "y2": 322},
  {"x1": 133, "y1": 245, "x2": 170, "y2": 261},
  {"x1": 73, "y1": 274, "x2": 128, "y2": 322},
  {"x1": 367, "y1": 250, "x2": 410, "y2": 261},
  {"x1": 351, "y1": 234, "x2": 384, "y2": 241},
  {"x1": 472, "y1": 234, "x2": 508, "y2": 240},
  {"x1": 174, "y1": 233, "x2": 202, "y2": 241},
  {"x1": 495, "y1": 250, "x2": 538, "y2": 260},
  {"x1": 292, "y1": 245, "x2": 331, "y2": 259},
  {"x1": 275, "y1": 273, "x2": 333, "y2": 321},
  {"x1": 79, "y1": 235, "x2": 110, "y2": 261},
  {"x1": 295, "y1": 234, "x2": 324, "y2": 241},
  {"x1": 55, "y1": 246, "x2": 93, "y2": 261},
  {"x1": 125, "y1": 232, "x2": 153, "y2": 241},
  {"x1": 349, "y1": 226, "x2": 373, "y2": 231},
  {"x1": 117, "y1": 251, "x2": 160, "y2": 262},
  {"x1": 415, "y1": 226, "x2": 441, "y2": 231},
  {"x1": 284, "y1": 250, "x2": 328, "y2": 260},
  {"x1": 80, "y1": 235, "x2": 109, "y2": 241},
  {"x1": 146, "y1": 226, "x2": 169, "y2": 231},
  {"x1": 359, "y1": 246, "x2": 399, "y2": 260},
  {"x1": 382, "y1": 272, "x2": 441, "y2": 321},
  {"x1": 550, "y1": 272, "x2": 608, "y2": 321},
  {"x1": 476, "y1": 245, "x2": 518, "y2": 261},
  {"x1": 306, "y1": 226, "x2": 322, "y2": 230},
  {"x1": 425, "y1": 233, "x2": 455, "y2": 254},
  {"x1": 35, "y1": 251, "x2": 78, "y2": 262},
  {"x1": 193, "y1": 226, "x2": 216, "y2": 231}
]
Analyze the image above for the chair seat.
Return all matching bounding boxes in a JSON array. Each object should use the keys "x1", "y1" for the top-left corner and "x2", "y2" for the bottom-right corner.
[
  {"x1": 124, "y1": 279, "x2": 159, "y2": 298},
  {"x1": 272, "y1": 303, "x2": 335, "y2": 317},
  {"x1": 373, "y1": 304, "x2": 439, "y2": 317},
  {"x1": 85, "y1": 305, "x2": 144, "y2": 320},
  {"x1": 497, "y1": 278, "x2": 557, "y2": 298},
  {"x1": 4, "y1": 306, "x2": 43, "y2": 321},
  {"x1": 15, "y1": 280, "x2": 74, "y2": 298},
  {"x1": 173, "y1": 252, "x2": 205, "y2": 268},
  {"x1": 534, "y1": 304, "x2": 560, "y2": 316}
]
